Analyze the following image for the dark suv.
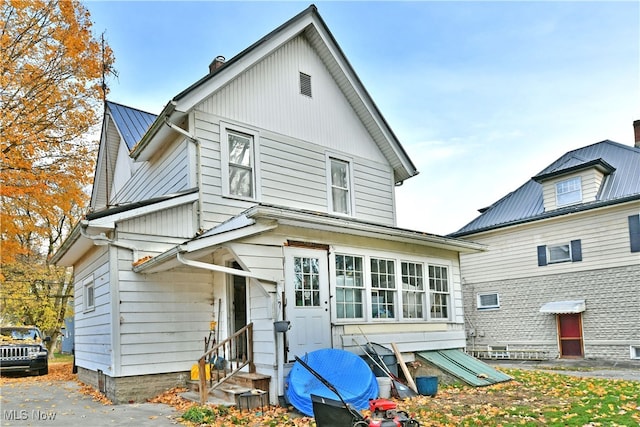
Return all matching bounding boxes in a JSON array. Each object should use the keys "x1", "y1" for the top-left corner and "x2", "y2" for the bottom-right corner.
[{"x1": 0, "y1": 326, "x2": 50, "y2": 376}]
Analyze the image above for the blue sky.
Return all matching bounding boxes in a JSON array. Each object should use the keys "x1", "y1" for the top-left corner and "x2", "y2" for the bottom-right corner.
[{"x1": 86, "y1": 1, "x2": 639, "y2": 235}]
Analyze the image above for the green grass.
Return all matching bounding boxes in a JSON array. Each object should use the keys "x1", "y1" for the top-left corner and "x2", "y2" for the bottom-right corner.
[
  {"x1": 51, "y1": 353, "x2": 74, "y2": 363},
  {"x1": 401, "y1": 368, "x2": 640, "y2": 426}
]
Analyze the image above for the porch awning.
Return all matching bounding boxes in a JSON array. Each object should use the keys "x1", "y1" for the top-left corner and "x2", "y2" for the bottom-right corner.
[{"x1": 539, "y1": 300, "x2": 585, "y2": 314}]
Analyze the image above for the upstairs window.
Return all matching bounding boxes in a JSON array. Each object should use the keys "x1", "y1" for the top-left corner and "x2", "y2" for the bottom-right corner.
[
  {"x1": 328, "y1": 157, "x2": 352, "y2": 215},
  {"x1": 556, "y1": 176, "x2": 582, "y2": 206},
  {"x1": 537, "y1": 240, "x2": 582, "y2": 266},
  {"x1": 222, "y1": 126, "x2": 258, "y2": 200}
]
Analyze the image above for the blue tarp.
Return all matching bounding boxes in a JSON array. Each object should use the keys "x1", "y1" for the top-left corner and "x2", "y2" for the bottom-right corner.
[{"x1": 286, "y1": 348, "x2": 378, "y2": 417}]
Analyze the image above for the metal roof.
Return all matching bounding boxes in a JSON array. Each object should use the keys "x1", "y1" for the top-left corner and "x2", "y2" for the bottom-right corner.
[
  {"x1": 417, "y1": 349, "x2": 512, "y2": 387},
  {"x1": 451, "y1": 140, "x2": 640, "y2": 237},
  {"x1": 106, "y1": 101, "x2": 157, "y2": 151}
]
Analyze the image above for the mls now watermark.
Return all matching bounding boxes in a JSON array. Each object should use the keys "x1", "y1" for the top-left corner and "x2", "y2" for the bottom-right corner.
[{"x1": 3, "y1": 409, "x2": 57, "y2": 421}]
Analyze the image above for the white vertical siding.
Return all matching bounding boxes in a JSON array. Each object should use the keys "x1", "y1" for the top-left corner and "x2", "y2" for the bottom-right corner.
[
  {"x1": 117, "y1": 203, "x2": 197, "y2": 238},
  {"x1": 73, "y1": 247, "x2": 113, "y2": 373},
  {"x1": 196, "y1": 36, "x2": 387, "y2": 165},
  {"x1": 114, "y1": 135, "x2": 190, "y2": 204}
]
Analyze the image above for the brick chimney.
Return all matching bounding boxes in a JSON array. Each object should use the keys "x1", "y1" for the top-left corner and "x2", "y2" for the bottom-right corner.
[{"x1": 209, "y1": 55, "x2": 226, "y2": 74}]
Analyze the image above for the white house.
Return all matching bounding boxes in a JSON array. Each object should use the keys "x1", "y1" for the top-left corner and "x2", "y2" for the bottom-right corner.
[{"x1": 52, "y1": 5, "x2": 483, "y2": 403}]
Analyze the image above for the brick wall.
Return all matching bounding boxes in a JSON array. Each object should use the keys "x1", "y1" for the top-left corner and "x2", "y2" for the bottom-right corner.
[{"x1": 463, "y1": 264, "x2": 640, "y2": 362}]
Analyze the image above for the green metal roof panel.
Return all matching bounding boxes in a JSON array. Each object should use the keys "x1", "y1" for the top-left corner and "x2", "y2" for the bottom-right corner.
[{"x1": 417, "y1": 349, "x2": 512, "y2": 387}]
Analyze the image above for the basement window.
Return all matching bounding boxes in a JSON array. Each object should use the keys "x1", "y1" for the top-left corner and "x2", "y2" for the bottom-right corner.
[
  {"x1": 631, "y1": 345, "x2": 640, "y2": 360},
  {"x1": 488, "y1": 345, "x2": 510, "y2": 359},
  {"x1": 477, "y1": 292, "x2": 500, "y2": 310},
  {"x1": 300, "y1": 72, "x2": 312, "y2": 97}
]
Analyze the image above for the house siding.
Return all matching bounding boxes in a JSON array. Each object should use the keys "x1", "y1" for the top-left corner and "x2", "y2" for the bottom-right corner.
[
  {"x1": 459, "y1": 202, "x2": 640, "y2": 283},
  {"x1": 73, "y1": 247, "x2": 113, "y2": 374},
  {"x1": 113, "y1": 135, "x2": 190, "y2": 205},
  {"x1": 194, "y1": 109, "x2": 396, "y2": 229},
  {"x1": 117, "y1": 262, "x2": 215, "y2": 377},
  {"x1": 196, "y1": 36, "x2": 387, "y2": 165},
  {"x1": 227, "y1": 225, "x2": 466, "y2": 351},
  {"x1": 460, "y1": 201, "x2": 640, "y2": 362},
  {"x1": 116, "y1": 203, "x2": 197, "y2": 239},
  {"x1": 463, "y1": 264, "x2": 640, "y2": 361}
]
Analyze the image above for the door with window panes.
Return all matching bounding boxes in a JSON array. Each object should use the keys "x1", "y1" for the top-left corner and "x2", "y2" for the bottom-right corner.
[{"x1": 284, "y1": 248, "x2": 331, "y2": 361}]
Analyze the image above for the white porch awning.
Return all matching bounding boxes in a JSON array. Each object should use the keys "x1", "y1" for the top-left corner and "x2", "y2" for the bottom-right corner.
[{"x1": 539, "y1": 300, "x2": 586, "y2": 314}]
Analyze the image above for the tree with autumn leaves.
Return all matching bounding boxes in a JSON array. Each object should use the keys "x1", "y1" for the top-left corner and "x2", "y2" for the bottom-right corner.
[{"x1": 1, "y1": 0, "x2": 114, "y2": 351}]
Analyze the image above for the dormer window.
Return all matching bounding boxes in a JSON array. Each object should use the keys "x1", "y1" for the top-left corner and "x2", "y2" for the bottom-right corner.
[{"x1": 556, "y1": 176, "x2": 582, "y2": 206}]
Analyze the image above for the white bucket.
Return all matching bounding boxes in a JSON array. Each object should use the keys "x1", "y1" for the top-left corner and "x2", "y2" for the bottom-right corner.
[{"x1": 376, "y1": 376, "x2": 391, "y2": 398}]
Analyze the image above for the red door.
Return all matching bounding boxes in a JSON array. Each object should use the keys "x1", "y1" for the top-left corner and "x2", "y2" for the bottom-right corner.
[{"x1": 557, "y1": 314, "x2": 584, "y2": 358}]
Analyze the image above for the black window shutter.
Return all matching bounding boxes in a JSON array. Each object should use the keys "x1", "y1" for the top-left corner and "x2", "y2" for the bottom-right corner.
[
  {"x1": 537, "y1": 245, "x2": 547, "y2": 266},
  {"x1": 629, "y1": 214, "x2": 640, "y2": 253},
  {"x1": 571, "y1": 239, "x2": 582, "y2": 262}
]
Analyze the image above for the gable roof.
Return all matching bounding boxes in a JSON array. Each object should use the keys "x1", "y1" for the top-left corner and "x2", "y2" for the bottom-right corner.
[
  {"x1": 129, "y1": 5, "x2": 418, "y2": 184},
  {"x1": 106, "y1": 101, "x2": 157, "y2": 151},
  {"x1": 451, "y1": 140, "x2": 640, "y2": 237}
]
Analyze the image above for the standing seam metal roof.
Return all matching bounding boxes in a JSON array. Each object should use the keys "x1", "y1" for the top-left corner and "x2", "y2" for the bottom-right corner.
[
  {"x1": 451, "y1": 140, "x2": 640, "y2": 237},
  {"x1": 106, "y1": 101, "x2": 157, "y2": 151}
]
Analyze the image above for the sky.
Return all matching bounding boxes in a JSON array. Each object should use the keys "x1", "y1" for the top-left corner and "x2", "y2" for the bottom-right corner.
[{"x1": 85, "y1": 1, "x2": 639, "y2": 236}]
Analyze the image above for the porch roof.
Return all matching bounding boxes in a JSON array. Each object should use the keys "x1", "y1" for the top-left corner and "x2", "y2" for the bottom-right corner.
[{"x1": 133, "y1": 204, "x2": 485, "y2": 274}]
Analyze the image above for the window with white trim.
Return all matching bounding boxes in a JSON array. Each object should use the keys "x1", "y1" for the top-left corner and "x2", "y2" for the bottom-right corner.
[
  {"x1": 328, "y1": 157, "x2": 352, "y2": 215},
  {"x1": 83, "y1": 278, "x2": 95, "y2": 312},
  {"x1": 488, "y1": 345, "x2": 510, "y2": 359},
  {"x1": 222, "y1": 126, "x2": 257, "y2": 200},
  {"x1": 477, "y1": 292, "x2": 500, "y2": 310},
  {"x1": 556, "y1": 176, "x2": 582, "y2": 206},
  {"x1": 548, "y1": 243, "x2": 571, "y2": 263},
  {"x1": 402, "y1": 261, "x2": 424, "y2": 319},
  {"x1": 331, "y1": 251, "x2": 453, "y2": 322},
  {"x1": 631, "y1": 345, "x2": 640, "y2": 360},
  {"x1": 335, "y1": 254, "x2": 364, "y2": 319},
  {"x1": 370, "y1": 258, "x2": 395, "y2": 319},
  {"x1": 429, "y1": 265, "x2": 449, "y2": 319}
]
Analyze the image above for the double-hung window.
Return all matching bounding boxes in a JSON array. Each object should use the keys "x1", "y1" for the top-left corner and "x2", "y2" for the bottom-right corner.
[
  {"x1": 370, "y1": 258, "x2": 395, "y2": 319},
  {"x1": 83, "y1": 277, "x2": 95, "y2": 312},
  {"x1": 402, "y1": 261, "x2": 424, "y2": 319},
  {"x1": 335, "y1": 254, "x2": 364, "y2": 319},
  {"x1": 328, "y1": 157, "x2": 352, "y2": 215},
  {"x1": 429, "y1": 265, "x2": 449, "y2": 319},
  {"x1": 556, "y1": 176, "x2": 582, "y2": 206},
  {"x1": 223, "y1": 128, "x2": 256, "y2": 199}
]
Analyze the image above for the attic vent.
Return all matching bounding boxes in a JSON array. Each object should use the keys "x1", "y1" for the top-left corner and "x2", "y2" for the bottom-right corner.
[{"x1": 299, "y1": 72, "x2": 312, "y2": 97}]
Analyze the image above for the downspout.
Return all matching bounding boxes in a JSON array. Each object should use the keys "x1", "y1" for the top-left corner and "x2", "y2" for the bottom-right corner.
[
  {"x1": 176, "y1": 253, "x2": 276, "y2": 283},
  {"x1": 164, "y1": 117, "x2": 203, "y2": 232}
]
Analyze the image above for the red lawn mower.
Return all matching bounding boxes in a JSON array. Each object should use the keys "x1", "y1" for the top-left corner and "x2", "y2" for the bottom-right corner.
[{"x1": 297, "y1": 356, "x2": 421, "y2": 427}]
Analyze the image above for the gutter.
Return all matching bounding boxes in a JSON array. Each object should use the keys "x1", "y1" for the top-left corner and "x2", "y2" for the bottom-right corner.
[
  {"x1": 129, "y1": 101, "x2": 177, "y2": 160},
  {"x1": 79, "y1": 222, "x2": 140, "y2": 261}
]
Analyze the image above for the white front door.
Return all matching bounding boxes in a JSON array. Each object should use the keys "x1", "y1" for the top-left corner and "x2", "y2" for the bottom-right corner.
[{"x1": 284, "y1": 247, "x2": 331, "y2": 362}]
